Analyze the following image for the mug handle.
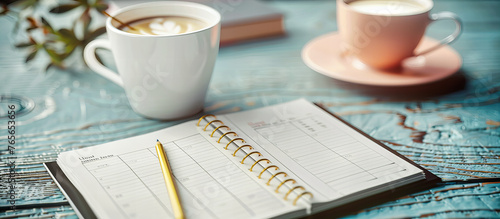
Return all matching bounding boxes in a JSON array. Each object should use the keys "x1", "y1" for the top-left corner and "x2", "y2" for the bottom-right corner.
[
  {"x1": 415, "y1": 11, "x2": 462, "y2": 56},
  {"x1": 83, "y1": 39, "x2": 124, "y2": 87}
]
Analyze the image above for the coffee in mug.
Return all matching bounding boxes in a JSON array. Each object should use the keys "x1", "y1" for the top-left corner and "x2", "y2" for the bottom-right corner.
[
  {"x1": 120, "y1": 16, "x2": 208, "y2": 36},
  {"x1": 337, "y1": 0, "x2": 462, "y2": 69}
]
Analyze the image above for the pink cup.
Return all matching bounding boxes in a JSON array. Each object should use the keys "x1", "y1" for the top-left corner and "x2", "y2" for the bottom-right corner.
[{"x1": 337, "y1": 0, "x2": 462, "y2": 70}]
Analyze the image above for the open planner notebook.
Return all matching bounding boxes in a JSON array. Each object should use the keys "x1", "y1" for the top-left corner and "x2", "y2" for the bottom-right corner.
[{"x1": 45, "y1": 99, "x2": 439, "y2": 218}]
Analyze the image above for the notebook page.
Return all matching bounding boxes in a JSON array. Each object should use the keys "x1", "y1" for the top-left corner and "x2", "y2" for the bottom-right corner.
[
  {"x1": 57, "y1": 121, "x2": 303, "y2": 219},
  {"x1": 221, "y1": 99, "x2": 424, "y2": 202}
]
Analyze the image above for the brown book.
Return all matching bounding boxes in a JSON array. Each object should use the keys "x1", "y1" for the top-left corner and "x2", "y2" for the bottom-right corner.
[{"x1": 110, "y1": 0, "x2": 285, "y2": 45}]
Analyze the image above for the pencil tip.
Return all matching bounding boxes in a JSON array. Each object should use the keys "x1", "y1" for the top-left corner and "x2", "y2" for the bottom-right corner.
[{"x1": 157, "y1": 139, "x2": 159, "y2": 142}]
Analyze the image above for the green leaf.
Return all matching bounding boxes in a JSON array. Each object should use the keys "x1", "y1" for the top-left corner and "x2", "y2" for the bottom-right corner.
[
  {"x1": 0, "y1": 5, "x2": 9, "y2": 15},
  {"x1": 25, "y1": 49, "x2": 38, "y2": 63},
  {"x1": 59, "y1": 28, "x2": 75, "y2": 39},
  {"x1": 26, "y1": 16, "x2": 38, "y2": 29},
  {"x1": 79, "y1": 0, "x2": 89, "y2": 7},
  {"x1": 26, "y1": 26, "x2": 38, "y2": 31},
  {"x1": 93, "y1": 0, "x2": 109, "y2": 13},
  {"x1": 1, "y1": 1, "x2": 17, "y2": 6},
  {"x1": 79, "y1": 8, "x2": 92, "y2": 35},
  {"x1": 43, "y1": 45, "x2": 64, "y2": 64},
  {"x1": 29, "y1": 36, "x2": 37, "y2": 45},
  {"x1": 13, "y1": 0, "x2": 37, "y2": 10},
  {"x1": 41, "y1": 17, "x2": 54, "y2": 33},
  {"x1": 14, "y1": 42, "x2": 33, "y2": 48},
  {"x1": 49, "y1": 4, "x2": 80, "y2": 14},
  {"x1": 64, "y1": 43, "x2": 77, "y2": 55},
  {"x1": 55, "y1": 28, "x2": 79, "y2": 47},
  {"x1": 84, "y1": 26, "x2": 106, "y2": 44},
  {"x1": 45, "y1": 63, "x2": 55, "y2": 72}
]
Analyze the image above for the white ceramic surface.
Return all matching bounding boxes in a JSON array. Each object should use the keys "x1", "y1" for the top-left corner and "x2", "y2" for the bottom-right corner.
[{"x1": 84, "y1": 1, "x2": 221, "y2": 120}]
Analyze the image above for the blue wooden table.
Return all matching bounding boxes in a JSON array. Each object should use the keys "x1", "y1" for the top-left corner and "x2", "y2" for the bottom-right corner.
[{"x1": 1, "y1": 0, "x2": 499, "y2": 218}]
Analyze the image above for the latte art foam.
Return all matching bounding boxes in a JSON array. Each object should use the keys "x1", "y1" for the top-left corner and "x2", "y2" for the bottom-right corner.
[{"x1": 122, "y1": 16, "x2": 207, "y2": 36}]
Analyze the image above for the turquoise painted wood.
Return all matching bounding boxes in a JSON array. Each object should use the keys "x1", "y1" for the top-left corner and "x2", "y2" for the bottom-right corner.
[{"x1": 1, "y1": 0, "x2": 499, "y2": 218}]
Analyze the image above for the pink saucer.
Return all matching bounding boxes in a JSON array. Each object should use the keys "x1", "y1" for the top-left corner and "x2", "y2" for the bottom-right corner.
[{"x1": 302, "y1": 32, "x2": 462, "y2": 86}]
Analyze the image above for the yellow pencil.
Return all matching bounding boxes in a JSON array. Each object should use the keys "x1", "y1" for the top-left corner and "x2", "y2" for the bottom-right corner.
[{"x1": 155, "y1": 140, "x2": 185, "y2": 219}]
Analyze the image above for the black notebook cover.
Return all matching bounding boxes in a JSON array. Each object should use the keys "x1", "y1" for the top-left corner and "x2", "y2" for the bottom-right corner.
[{"x1": 44, "y1": 162, "x2": 97, "y2": 219}]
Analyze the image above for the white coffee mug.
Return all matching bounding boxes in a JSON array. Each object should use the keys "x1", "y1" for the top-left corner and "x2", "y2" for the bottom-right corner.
[{"x1": 84, "y1": 1, "x2": 221, "y2": 120}]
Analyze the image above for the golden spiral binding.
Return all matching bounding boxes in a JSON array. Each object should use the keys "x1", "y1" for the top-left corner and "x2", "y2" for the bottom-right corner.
[
  {"x1": 284, "y1": 186, "x2": 305, "y2": 200},
  {"x1": 293, "y1": 192, "x2": 313, "y2": 206},
  {"x1": 233, "y1": 145, "x2": 253, "y2": 157},
  {"x1": 241, "y1": 151, "x2": 261, "y2": 164},
  {"x1": 197, "y1": 114, "x2": 216, "y2": 126},
  {"x1": 258, "y1": 165, "x2": 279, "y2": 179},
  {"x1": 211, "y1": 125, "x2": 230, "y2": 137},
  {"x1": 250, "y1": 159, "x2": 270, "y2": 172},
  {"x1": 266, "y1": 172, "x2": 287, "y2": 185},
  {"x1": 198, "y1": 114, "x2": 314, "y2": 206},
  {"x1": 225, "y1": 138, "x2": 245, "y2": 150},
  {"x1": 275, "y1": 179, "x2": 296, "y2": 193},
  {"x1": 203, "y1": 120, "x2": 224, "y2": 131},
  {"x1": 217, "y1": 131, "x2": 238, "y2": 143}
]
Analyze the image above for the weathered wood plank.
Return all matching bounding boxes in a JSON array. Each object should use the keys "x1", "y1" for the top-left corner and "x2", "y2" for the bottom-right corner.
[{"x1": 0, "y1": 0, "x2": 499, "y2": 218}]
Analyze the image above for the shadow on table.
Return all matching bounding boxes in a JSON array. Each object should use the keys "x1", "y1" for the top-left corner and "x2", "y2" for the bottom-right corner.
[{"x1": 330, "y1": 69, "x2": 467, "y2": 99}]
